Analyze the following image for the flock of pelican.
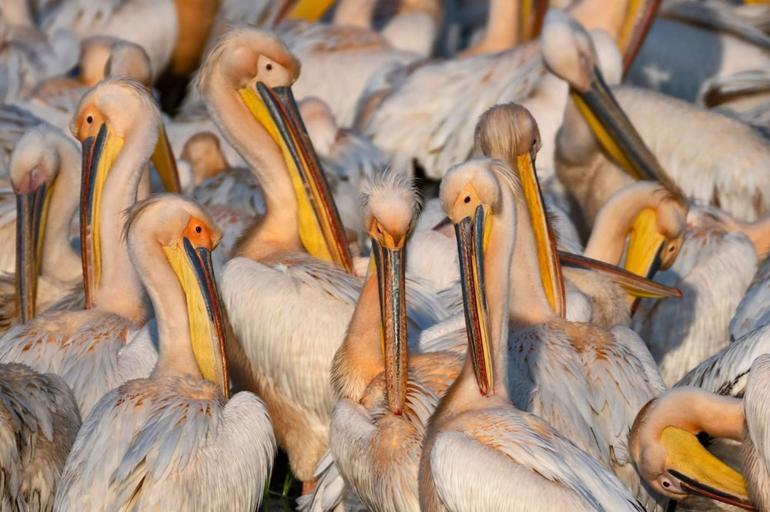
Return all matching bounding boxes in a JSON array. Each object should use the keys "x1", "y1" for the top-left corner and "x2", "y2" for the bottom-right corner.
[{"x1": 2, "y1": 0, "x2": 770, "y2": 510}]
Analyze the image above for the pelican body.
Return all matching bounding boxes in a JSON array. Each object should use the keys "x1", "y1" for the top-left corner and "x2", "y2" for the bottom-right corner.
[
  {"x1": 418, "y1": 158, "x2": 644, "y2": 511},
  {"x1": 55, "y1": 196, "x2": 275, "y2": 511}
]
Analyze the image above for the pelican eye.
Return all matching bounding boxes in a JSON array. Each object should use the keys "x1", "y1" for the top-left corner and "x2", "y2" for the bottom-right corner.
[
  {"x1": 266, "y1": 63, "x2": 273, "y2": 71},
  {"x1": 464, "y1": 196, "x2": 471, "y2": 204},
  {"x1": 195, "y1": 225, "x2": 202, "y2": 234},
  {"x1": 86, "y1": 115, "x2": 93, "y2": 124}
]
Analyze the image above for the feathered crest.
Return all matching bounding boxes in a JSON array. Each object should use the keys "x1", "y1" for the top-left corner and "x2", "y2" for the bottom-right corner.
[{"x1": 361, "y1": 169, "x2": 421, "y2": 217}]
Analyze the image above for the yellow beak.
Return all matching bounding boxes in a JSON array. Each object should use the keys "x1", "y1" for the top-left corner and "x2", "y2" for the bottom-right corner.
[
  {"x1": 661, "y1": 426, "x2": 756, "y2": 510},
  {"x1": 80, "y1": 123, "x2": 124, "y2": 308},
  {"x1": 14, "y1": 179, "x2": 54, "y2": 322},
  {"x1": 569, "y1": 66, "x2": 682, "y2": 196},
  {"x1": 284, "y1": 0, "x2": 335, "y2": 22},
  {"x1": 519, "y1": 0, "x2": 549, "y2": 43},
  {"x1": 455, "y1": 205, "x2": 495, "y2": 397},
  {"x1": 618, "y1": 0, "x2": 661, "y2": 74},
  {"x1": 238, "y1": 82, "x2": 353, "y2": 273},
  {"x1": 516, "y1": 151, "x2": 565, "y2": 317},
  {"x1": 163, "y1": 224, "x2": 230, "y2": 398},
  {"x1": 150, "y1": 124, "x2": 182, "y2": 193}
]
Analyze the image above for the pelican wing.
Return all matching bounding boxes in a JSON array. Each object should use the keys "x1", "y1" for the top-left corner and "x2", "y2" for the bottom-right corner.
[
  {"x1": 430, "y1": 409, "x2": 644, "y2": 511},
  {"x1": 0, "y1": 363, "x2": 79, "y2": 511},
  {"x1": 730, "y1": 256, "x2": 770, "y2": 340},
  {"x1": 632, "y1": 228, "x2": 757, "y2": 385},
  {"x1": 743, "y1": 354, "x2": 770, "y2": 500},
  {"x1": 296, "y1": 449, "x2": 346, "y2": 512},
  {"x1": 361, "y1": 43, "x2": 545, "y2": 180},
  {"x1": 56, "y1": 377, "x2": 275, "y2": 511},
  {"x1": 0, "y1": 310, "x2": 155, "y2": 416},
  {"x1": 676, "y1": 322, "x2": 770, "y2": 397}
]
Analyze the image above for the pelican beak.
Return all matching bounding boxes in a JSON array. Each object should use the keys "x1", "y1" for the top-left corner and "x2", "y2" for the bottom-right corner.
[
  {"x1": 15, "y1": 175, "x2": 55, "y2": 323},
  {"x1": 624, "y1": 208, "x2": 683, "y2": 283},
  {"x1": 619, "y1": 0, "x2": 661, "y2": 74},
  {"x1": 569, "y1": 66, "x2": 681, "y2": 195},
  {"x1": 150, "y1": 124, "x2": 182, "y2": 193},
  {"x1": 80, "y1": 122, "x2": 124, "y2": 308},
  {"x1": 163, "y1": 218, "x2": 230, "y2": 398},
  {"x1": 558, "y1": 250, "x2": 682, "y2": 299},
  {"x1": 456, "y1": 205, "x2": 495, "y2": 396},
  {"x1": 519, "y1": 0, "x2": 549, "y2": 42},
  {"x1": 661, "y1": 427, "x2": 756, "y2": 511},
  {"x1": 371, "y1": 223, "x2": 408, "y2": 416},
  {"x1": 516, "y1": 150, "x2": 565, "y2": 317},
  {"x1": 284, "y1": 0, "x2": 335, "y2": 21},
  {"x1": 238, "y1": 82, "x2": 353, "y2": 273}
]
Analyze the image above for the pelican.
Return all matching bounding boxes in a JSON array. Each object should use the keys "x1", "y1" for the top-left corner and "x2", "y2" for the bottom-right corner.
[
  {"x1": 356, "y1": 0, "x2": 660, "y2": 181},
  {"x1": 0, "y1": 79, "x2": 178, "y2": 416},
  {"x1": 629, "y1": 364, "x2": 770, "y2": 511},
  {"x1": 475, "y1": 103, "x2": 682, "y2": 331},
  {"x1": 319, "y1": 173, "x2": 462, "y2": 511},
  {"x1": 54, "y1": 195, "x2": 275, "y2": 510},
  {"x1": 197, "y1": 27, "x2": 450, "y2": 487},
  {"x1": 0, "y1": 124, "x2": 82, "y2": 332},
  {"x1": 0, "y1": 362, "x2": 80, "y2": 510},
  {"x1": 550, "y1": 12, "x2": 770, "y2": 225},
  {"x1": 418, "y1": 158, "x2": 644, "y2": 512},
  {"x1": 470, "y1": 106, "x2": 667, "y2": 509}
]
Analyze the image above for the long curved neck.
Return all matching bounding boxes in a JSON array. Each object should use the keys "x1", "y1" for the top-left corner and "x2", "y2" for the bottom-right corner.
[
  {"x1": 648, "y1": 389, "x2": 745, "y2": 442},
  {"x1": 134, "y1": 240, "x2": 201, "y2": 380},
  {"x1": 584, "y1": 183, "x2": 662, "y2": 265},
  {"x1": 508, "y1": 187, "x2": 554, "y2": 327},
  {"x1": 205, "y1": 73, "x2": 301, "y2": 260},
  {"x1": 41, "y1": 137, "x2": 82, "y2": 283},
  {"x1": 92, "y1": 128, "x2": 151, "y2": 324},
  {"x1": 332, "y1": 266, "x2": 383, "y2": 401}
]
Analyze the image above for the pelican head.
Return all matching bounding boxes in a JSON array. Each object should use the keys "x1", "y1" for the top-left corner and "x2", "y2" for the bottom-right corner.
[
  {"x1": 630, "y1": 388, "x2": 755, "y2": 510},
  {"x1": 623, "y1": 184, "x2": 686, "y2": 278},
  {"x1": 180, "y1": 132, "x2": 229, "y2": 185},
  {"x1": 79, "y1": 35, "x2": 122, "y2": 86},
  {"x1": 104, "y1": 40, "x2": 153, "y2": 86},
  {"x1": 126, "y1": 195, "x2": 229, "y2": 397},
  {"x1": 197, "y1": 27, "x2": 352, "y2": 272},
  {"x1": 542, "y1": 11, "x2": 680, "y2": 195},
  {"x1": 441, "y1": 159, "x2": 509, "y2": 397},
  {"x1": 474, "y1": 104, "x2": 564, "y2": 316},
  {"x1": 71, "y1": 78, "x2": 177, "y2": 307},
  {"x1": 362, "y1": 172, "x2": 419, "y2": 415},
  {"x1": 10, "y1": 124, "x2": 76, "y2": 321}
]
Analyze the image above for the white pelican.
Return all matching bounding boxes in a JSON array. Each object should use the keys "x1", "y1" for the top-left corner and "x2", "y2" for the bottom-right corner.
[
  {"x1": 320, "y1": 173, "x2": 462, "y2": 512},
  {"x1": 0, "y1": 79, "x2": 178, "y2": 416},
  {"x1": 54, "y1": 194, "x2": 276, "y2": 511},
  {"x1": 197, "y1": 27, "x2": 449, "y2": 487},
  {"x1": 475, "y1": 103, "x2": 683, "y2": 330},
  {"x1": 551, "y1": 13, "x2": 770, "y2": 224},
  {"x1": 629, "y1": 370, "x2": 770, "y2": 510},
  {"x1": 418, "y1": 158, "x2": 645, "y2": 512},
  {"x1": 0, "y1": 362, "x2": 80, "y2": 510},
  {"x1": 469, "y1": 110, "x2": 667, "y2": 509},
  {"x1": 356, "y1": 0, "x2": 661, "y2": 181},
  {"x1": 0, "y1": 124, "x2": 82, "y2": 331}
]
